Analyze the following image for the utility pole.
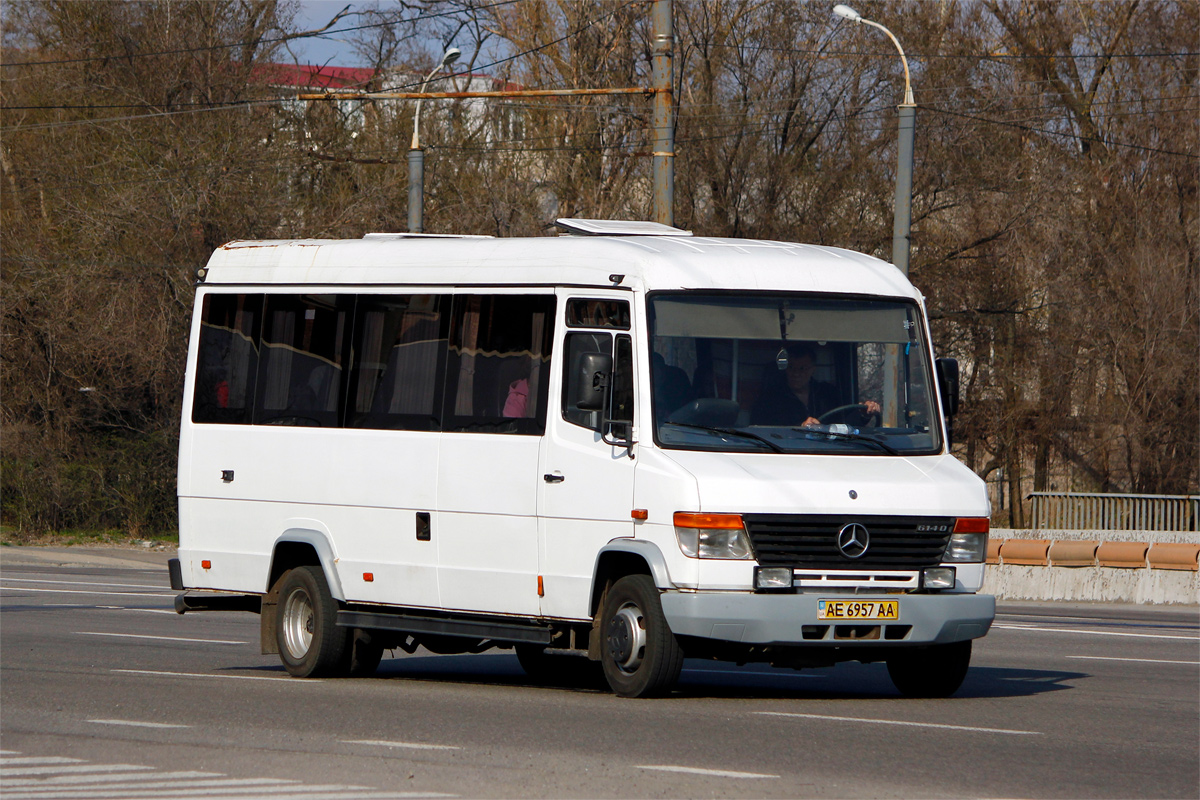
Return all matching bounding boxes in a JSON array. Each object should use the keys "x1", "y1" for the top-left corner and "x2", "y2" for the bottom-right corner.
[
  {"x1": 834, "y1": 4, "x2": 914, "y2": 275},
  {"x1": 651, "y1": 0, "x2": 674, "y2": 227},
  {"x1": 892, "y1": 96, "x2": 915, "y2": 276},
  {"x1": 408, "y1": 48, "x2": 461, "y2": 234}
]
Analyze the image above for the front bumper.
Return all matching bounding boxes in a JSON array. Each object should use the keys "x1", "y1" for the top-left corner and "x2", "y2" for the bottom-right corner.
[{"x1": 660, "y1": 591, "x2": 995, "y2": 646}]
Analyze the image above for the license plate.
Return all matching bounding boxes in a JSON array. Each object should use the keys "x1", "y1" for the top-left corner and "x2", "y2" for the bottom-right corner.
[{"x1": 818, "y1": 599, "x2": 899, "y2": 621}]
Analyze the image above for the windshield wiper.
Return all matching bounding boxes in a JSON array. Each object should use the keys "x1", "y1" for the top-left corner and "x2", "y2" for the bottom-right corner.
[
  {"x1": 665, "y1": 421, "x2": 785, "y2": 453},
  {"x1": 792, "y1": 427, "x2": 900, "y2": 455}
]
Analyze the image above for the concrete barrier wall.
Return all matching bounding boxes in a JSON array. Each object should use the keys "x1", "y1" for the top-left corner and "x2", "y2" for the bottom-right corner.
[{"x1": 984, "y1": 528, "x2": 1199, "y2": 605}]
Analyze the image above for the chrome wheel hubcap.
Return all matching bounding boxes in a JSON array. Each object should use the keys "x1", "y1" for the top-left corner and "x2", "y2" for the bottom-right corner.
[
  {"x1": 282, "y1": 587, "x2": 314, "y2": 660},
  {"x1": 607, "y1": 603, "x2": 646, "y2": 673}
]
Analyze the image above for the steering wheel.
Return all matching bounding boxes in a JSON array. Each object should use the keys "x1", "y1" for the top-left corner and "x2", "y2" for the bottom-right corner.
[{"x1": 819, "y1": 403, "x2": 881, "y2": 427}]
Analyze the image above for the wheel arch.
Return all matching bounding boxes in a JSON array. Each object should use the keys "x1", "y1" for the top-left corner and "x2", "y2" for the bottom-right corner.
[
  {"x1": 266, "y1": 522, "x2": 344, "y2": 601},
  {"x1": 589, "y1": 539, "x2": 672, "y2": 618}
]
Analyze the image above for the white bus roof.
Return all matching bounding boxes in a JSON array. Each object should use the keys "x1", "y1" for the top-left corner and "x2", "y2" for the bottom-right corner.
[{"x1": 200, "y1": 233, "x2": 919, "y2": 300}]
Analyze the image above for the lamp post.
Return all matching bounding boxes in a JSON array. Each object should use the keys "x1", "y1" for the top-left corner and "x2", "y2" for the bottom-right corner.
[
  {"x1": 407, "y1": 47, "x2": 461, "y2": 234},
  {"x1": 833, "y1": 4, "x2": 914, "y2": 276}
]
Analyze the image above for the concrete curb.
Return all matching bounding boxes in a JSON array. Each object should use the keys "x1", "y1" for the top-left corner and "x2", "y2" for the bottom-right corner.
[
  {"x1": 985, "y1": 531, "x2": 1199, "y2": 604},
  {"x1": 984, "y1": 563, "x2": 1199, "y2": 605}
]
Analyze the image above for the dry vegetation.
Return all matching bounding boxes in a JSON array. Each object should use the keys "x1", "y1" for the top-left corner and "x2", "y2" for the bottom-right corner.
[{"x1": 2, "y1": 0, "x2": 1196, "y2": 537}]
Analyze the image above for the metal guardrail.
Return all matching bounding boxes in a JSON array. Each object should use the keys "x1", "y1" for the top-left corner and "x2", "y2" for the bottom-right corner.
[{"x1": 1028, "y1": 492, "x2": 1199, "y2": 532}]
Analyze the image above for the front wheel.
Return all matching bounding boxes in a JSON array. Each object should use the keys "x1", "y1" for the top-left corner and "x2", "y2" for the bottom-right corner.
[
  {"x1": 598, "y1": 575, "x2": 684, "y2": 698},
  {"x1": 275, "y1": 566, "x2": 350, "y2": 678},
  {"x1": 886, "y1": 640, "x2": 972, "y2": 698}
]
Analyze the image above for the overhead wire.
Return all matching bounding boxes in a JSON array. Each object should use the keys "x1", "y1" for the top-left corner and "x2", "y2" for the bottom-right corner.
[
  {"x1": 0, "y1": 0, "x2": 644, "y2": 131},
  {"x1": 0, "y1": 0, "x2": 522, "y2": 68},
  {"x1": 916, "y1": 105, "x2": 1198, "y2": 160},
  {"x1": 3, "y1": 2, "x2": 1192, "y2": 160}
]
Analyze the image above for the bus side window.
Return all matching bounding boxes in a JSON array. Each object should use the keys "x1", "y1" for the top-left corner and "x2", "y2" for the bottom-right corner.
[
  {"x1": 192, "y1": 293, "x2": 262, "y2": 425},
  {"x1": 442, "y1": 294, "x2": 555, "y2": 434},
  {"x1": 346, "y1": 295, "x2": 448, "y2": 431},
  {"x1": 254, "y1": 295, "x2": 351, "y2": 428},
  {"x1": 611, "y1": 334, "x2": 634, "y2": 439}
]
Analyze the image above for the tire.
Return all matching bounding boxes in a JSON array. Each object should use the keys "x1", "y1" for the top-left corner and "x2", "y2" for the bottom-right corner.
[
  {"x1": 598, "y1": 574, "x2": 684, "y2": 698},
  {"x1": 516, "y1": 644, "x2": 605, "y2": 688},
  {"x1": 275, "y1": 566, "x2": 350, "y2": 678},
  {"x1": 886, "y1": 640, "x2": 972, "y2": 698}
]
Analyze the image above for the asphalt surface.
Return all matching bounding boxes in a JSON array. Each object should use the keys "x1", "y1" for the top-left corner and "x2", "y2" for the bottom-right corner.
[{"x1": 1, "y1": 546, "x2": 1197, "y2": 799}]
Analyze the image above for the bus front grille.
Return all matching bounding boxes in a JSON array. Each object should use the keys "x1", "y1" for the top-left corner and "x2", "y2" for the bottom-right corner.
[{"x1": 741, "y1": 515, "x2": 954, "y2": 569}]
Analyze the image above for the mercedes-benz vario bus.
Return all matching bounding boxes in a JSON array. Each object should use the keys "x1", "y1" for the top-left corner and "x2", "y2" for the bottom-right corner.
[{"x1": 170, "y1": 218, "x2": 994, "y2": 698}]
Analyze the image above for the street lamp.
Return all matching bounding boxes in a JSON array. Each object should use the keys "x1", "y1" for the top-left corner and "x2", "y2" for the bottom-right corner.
[
  {"x1": 833, "y1": 4, "x2": 915, "y2": 276},
  {"x1": 407, "y1": 47, "x2": 461, "y2": 234}
]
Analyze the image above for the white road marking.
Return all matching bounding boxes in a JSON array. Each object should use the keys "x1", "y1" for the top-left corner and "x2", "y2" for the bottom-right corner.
[
  {"x1": 113, "y1": 669, "x2": 316, "y2": 683},
  {"x1": 1, "y1": 578, "x2": 168, "y2": 590},
  {"x1": 78, "y1": 631, "x2": 245, "y2": 645},
  {"x1": 993, "y1": 623, "x2": 1198, "y2": 641},
  {"x1": 0, "y1": 789, "x2": 453, "y2": 800},
  {"x1": 1067, "y1": 655, "x2": 1200, "y2": 665},
  {"x1": 0, "y1": 764, "x2": 153, "y2": 777},
  {"x1": 637, "y1": 765, "x2": 779, "y2": 779},
  {"x1": 123, "y1": 608, "x2": 178, "y2": 615},
  {"x1": 0, "y1": 787, "x2": 399, "y2": 799},
  {"x1": 341, "y1": 740, "x2": 461, "y2": 751},
  {"x1": 1, "y1": 771, "x2": 223, "y2": 787},
  {"x1": 755, "y1": 711, "x2": 1041, "y2": 736},
  {"x1": 0, "y1": 753, "x2": 455, "y2": 799},
  {"x1": 0, "y1": 587, "x2": 168, "y2": 599},
  {"x1": 87, "y1": 719, "x2": 191, "y2": 729}
]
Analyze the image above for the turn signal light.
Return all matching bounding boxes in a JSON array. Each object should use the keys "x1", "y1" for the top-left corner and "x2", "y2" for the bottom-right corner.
[
  {"x1": 953, "y1": 517, "x2": 989, "y2": 534},
  {"x1": 363, "y1": 573, "x2": 374, "y2": 582},
  {"x1": 673, "y1": 512, "x2": 744, "y2": 529},
  {"x1": 201, "y1": 560, "x2": 211, "y2": 570}
]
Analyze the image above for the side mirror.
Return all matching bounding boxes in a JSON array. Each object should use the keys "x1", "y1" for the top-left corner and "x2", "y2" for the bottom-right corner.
[
  {"x1": 573, "y1": 352, "x2": 612, "y2": 412},
  {"x1": 935, "y1": 358, "x2": 960, "y2": 418}
]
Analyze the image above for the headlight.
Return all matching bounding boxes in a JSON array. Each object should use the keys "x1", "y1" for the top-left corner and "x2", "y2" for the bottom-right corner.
[
  {"x1": 944, "y1": 532, "x2": 987, "y2": 563},
  {"x1": 755, "y1": 567, "x2": 794, "y2": 590},
  {"x1": 674, "y1": 512, "x2": 754, "y2": 560},
  {"x1": 922, "y1": 567, "x2": 956, "y2": 589}
]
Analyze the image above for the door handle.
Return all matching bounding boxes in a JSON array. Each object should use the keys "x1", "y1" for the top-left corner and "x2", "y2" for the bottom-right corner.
[{"x1": 543, "y1": 473, "x2": 565, "y2": 483}]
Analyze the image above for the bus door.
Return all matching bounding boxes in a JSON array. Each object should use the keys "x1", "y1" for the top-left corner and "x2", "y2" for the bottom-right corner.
[{"x1": 537, "y1": 294, "x2": 637, "y2": 620}]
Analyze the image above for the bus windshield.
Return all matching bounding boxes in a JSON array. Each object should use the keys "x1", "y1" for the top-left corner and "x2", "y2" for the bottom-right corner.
[{"x1": 648, "y1": 293, "x2": 942, "y2": 456}]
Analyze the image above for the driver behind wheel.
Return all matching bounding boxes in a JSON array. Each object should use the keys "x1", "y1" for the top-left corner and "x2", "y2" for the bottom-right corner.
[{"x1": 751, "y1": 342, "x2": 881, "y2": 427}]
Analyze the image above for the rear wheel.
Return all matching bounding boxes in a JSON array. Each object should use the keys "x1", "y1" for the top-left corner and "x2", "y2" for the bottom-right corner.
[
  {"x1": 598, "y1": 575, "x2": 684, "y2": 698},
  {"x1": 276, "y1": 566, "x2": 349, "y2": 678},
  {"x1": 886, "y1": 640, "x2": 972, "y2": 698}
]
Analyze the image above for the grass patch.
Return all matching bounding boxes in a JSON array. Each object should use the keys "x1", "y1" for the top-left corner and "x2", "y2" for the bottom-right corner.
[{"x1": 0, "y1": 527, "x2": 178, "y2": 548}]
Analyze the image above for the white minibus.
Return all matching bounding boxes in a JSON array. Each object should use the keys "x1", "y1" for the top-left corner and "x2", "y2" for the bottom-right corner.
[{"x1": 171, "y1": 218, "x2": 994, "y2": 698}]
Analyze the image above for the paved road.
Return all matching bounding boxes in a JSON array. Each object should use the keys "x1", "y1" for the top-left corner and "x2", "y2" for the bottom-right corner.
[{"x1": 2, "y1": 547, "x2": 1197, "y2": 799}]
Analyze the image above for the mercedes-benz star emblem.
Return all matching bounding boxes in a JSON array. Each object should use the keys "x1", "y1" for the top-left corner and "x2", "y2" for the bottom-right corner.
[{"x1": 837, "y1": 523, "x2": 870, "y2": 558}]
